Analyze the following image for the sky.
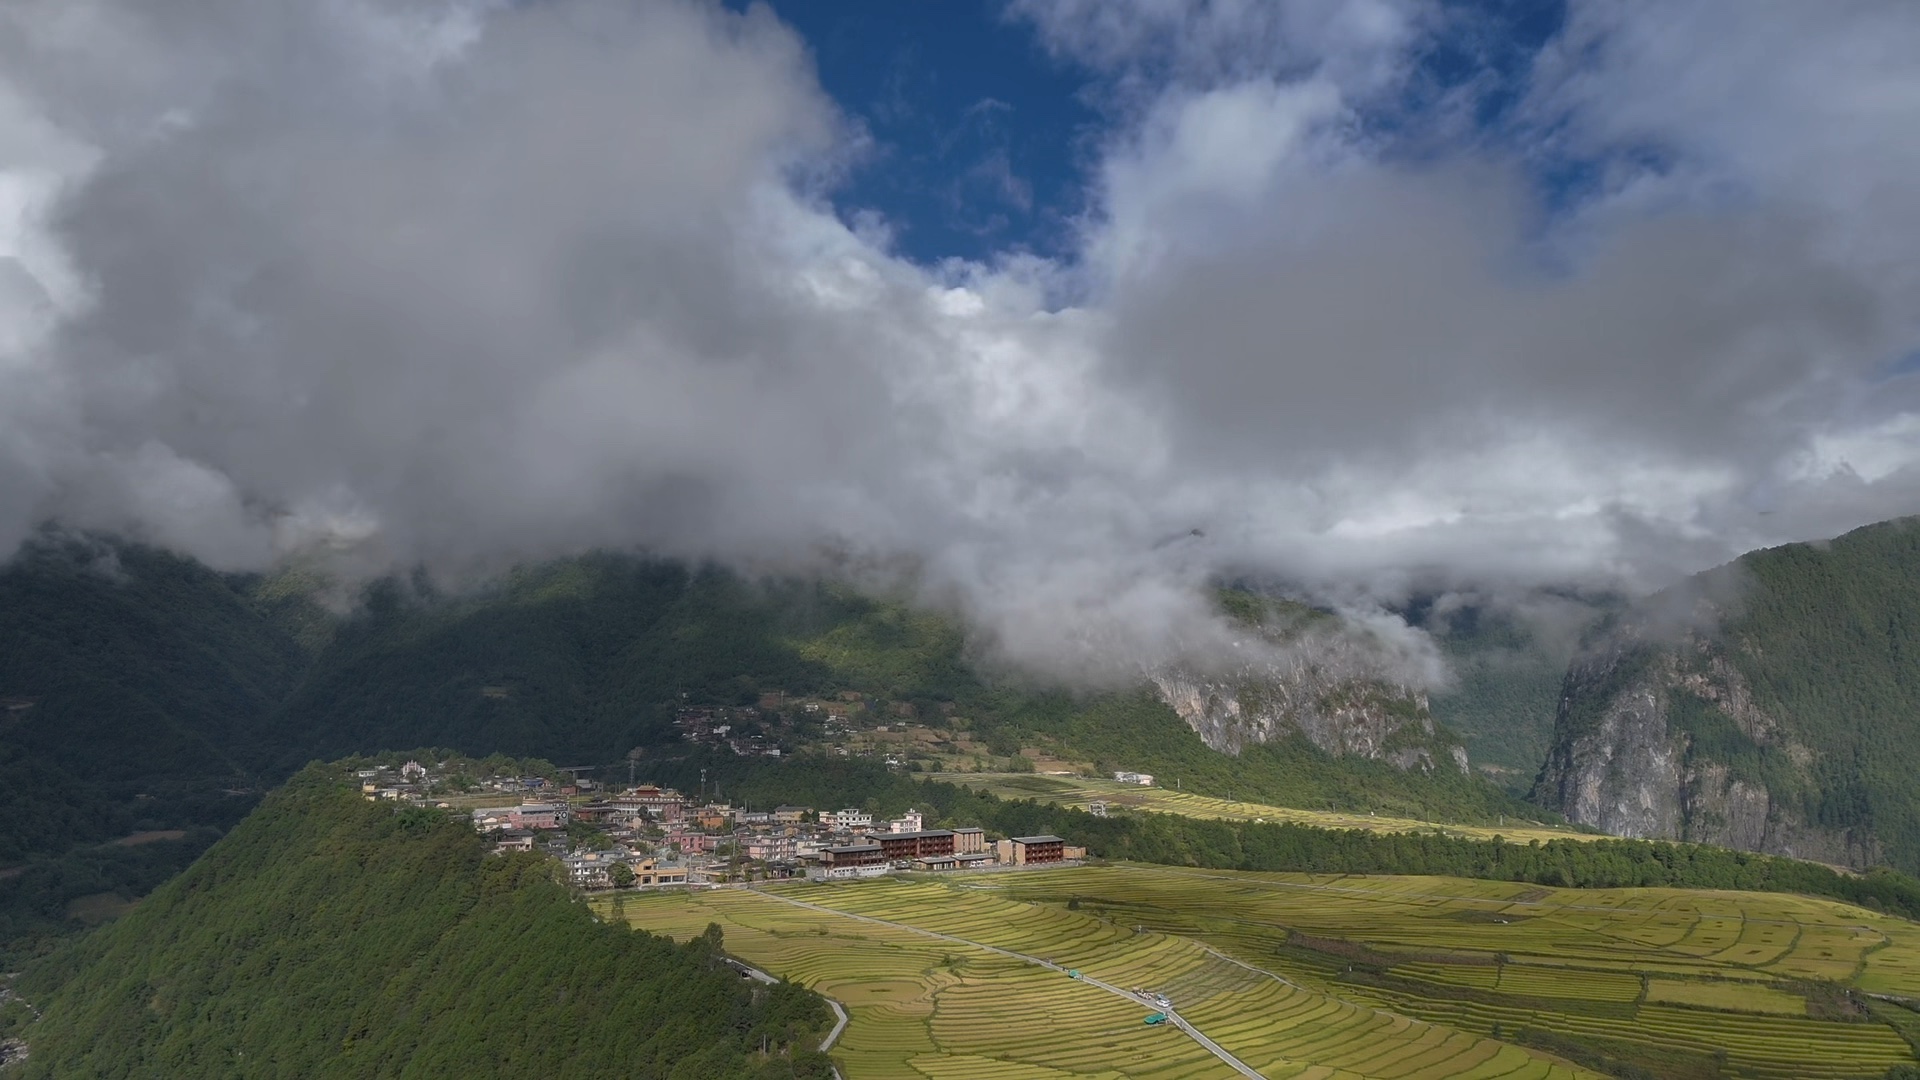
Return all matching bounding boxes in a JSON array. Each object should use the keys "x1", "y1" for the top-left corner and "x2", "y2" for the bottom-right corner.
[{"x1": 3, "y1": 0, "x2": 1920, "y2": 683}]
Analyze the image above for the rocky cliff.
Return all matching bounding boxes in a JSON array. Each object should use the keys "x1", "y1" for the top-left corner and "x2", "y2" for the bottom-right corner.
[
  {"x1": 1532, "y1": 611, "x2": 1877, "y2": 869},
  {"x1": 1151, "y1": 605, "x2": 1469, "y2": 774}
]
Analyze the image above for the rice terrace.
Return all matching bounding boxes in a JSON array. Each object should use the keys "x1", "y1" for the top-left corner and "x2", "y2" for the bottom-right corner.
[
  {"x1": 614, "y1": 865, "x2": 1920, "y2": 1080},
  {"x1": 930, "y1": 772, "x2": 1597, "y2": 845}
]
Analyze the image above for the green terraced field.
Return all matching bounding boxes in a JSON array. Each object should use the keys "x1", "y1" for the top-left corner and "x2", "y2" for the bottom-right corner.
[
  {"x1": 931, "y1": 772, "x2": 1593, "y2": 843},
  {"x1": 1644, "y1": 980, "x2": 1808, "y2": 1015},
  {"x1": 612, "y1": 882, "x2": 1598, "y2": 1080},
  {"x1": 986, "y1": 864, "x2": 1920, "y2": 1080}
]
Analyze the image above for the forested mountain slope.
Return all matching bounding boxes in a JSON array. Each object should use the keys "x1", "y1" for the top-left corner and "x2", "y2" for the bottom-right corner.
[
  {"x1": 270, "y1": 565, "x2": 1531, "y2": 821},
  {"x1": 0, "y1": 534, "x2": 1538, "y2": 960},
  {"x1": 4, "y1": 766, "x2": 831, "y2": 1078},
  {"x1": 0, "y1": 536, "x2": 306, "y2": 958},
  {"x1": 1535, "y1": 518, "x2": 1920, "y2": 872},
  {"x1": 1419, "y1": 597, "x2": 1611, "y2": 793}
]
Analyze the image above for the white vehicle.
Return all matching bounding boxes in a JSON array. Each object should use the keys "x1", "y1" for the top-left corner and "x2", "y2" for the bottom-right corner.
[{"x1": 1152, "y1": 993, "x2": 1171, "y2": 1008}]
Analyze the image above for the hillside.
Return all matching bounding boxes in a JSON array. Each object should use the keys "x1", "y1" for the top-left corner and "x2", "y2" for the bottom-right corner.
[
  {"x1": 0, "y1": 535, "x2": 1540, "y2": 960},
  {"x1": 1535, "y1": 518, "x2": 1920, "y2": 872},
  {"x1": 0, "y1": 535, "x2": 307, "y2": 958},
  {"x1": 3, "y1": 765, "x2": 831, "y2": 1078},
  {"x1": 1420, "y1": 598, "x2": 1609, "y2": 793}
]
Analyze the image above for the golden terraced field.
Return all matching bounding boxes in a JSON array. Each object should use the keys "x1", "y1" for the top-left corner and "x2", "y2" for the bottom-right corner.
[
  {"x1": 616, "y1": 880, "x2": 1603, "y2": 1080},
  {"x1": 994, "y1": 864, "x2": 1920, "y2": 1080},
  {"x1": 613, "y1": 865, "x2": 1920, "y2": 1080},
  {"x1": 929, "y1": 772, "x2": 1597, "y2": 844}
]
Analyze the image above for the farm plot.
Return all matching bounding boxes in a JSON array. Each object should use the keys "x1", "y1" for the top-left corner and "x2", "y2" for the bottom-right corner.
[
  {"x1": 609, "y1": 888, "x2": 1236, "y2": 1080},
  {"x1": 758, "y1": 878, "x2": 1596, "y2": 1079},
  {"x1": 981, "y1": 864, "x2": 1920, "y2": 1079},
  {"x1": 932, "y1": 772, "x2": 1591, "y2": 844},
  {"x1": 623, "y1": 881, "x2": 1599, "y2": 1080},
  {"x1": 1644, "y1": 980, "x2": 1807, "y2": 1015}
]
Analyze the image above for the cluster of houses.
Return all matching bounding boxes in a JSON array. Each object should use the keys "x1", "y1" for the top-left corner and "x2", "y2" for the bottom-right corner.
[
  {"x1": 467, "y1": 784, "x2": 1084, "y2": 889},
  {"x1": 674, "y1": 706, "x2": 786, "y2": 758}
]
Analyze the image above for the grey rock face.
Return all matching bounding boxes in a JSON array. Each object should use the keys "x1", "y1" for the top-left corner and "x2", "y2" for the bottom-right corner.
[
  {"x1": 1534, "y1": 623, "x2": 1875, "y2": 867},
  {"x1": 1149, "y1": 630, "x2": 1466, "y2": 774}
]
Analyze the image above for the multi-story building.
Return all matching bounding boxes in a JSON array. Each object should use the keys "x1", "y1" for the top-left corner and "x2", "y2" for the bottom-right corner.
[
  {"x1": 1008, "y1": 835, "x2": 1067, "y2": 865},
  {"x1": 563, "y1": 850, "x2": 619, "y2": 888},
  {"x1": 888, "y1": 809, "x2": 924, "y2": 833},
  {"x1": 820, "y1": 842, "x2": 884, "y2": 869},
  {"x1": 874, "y1": 830, "x2": 954, "y2": 861},
  {"x1": 746, "y1": 835, "x2": 796, "y2": 862},
  {"x1": 953, "y1": 827, "x2": 986, "y2": 854},
  {"x1": 629, "y1": 858, "x2": 688, "y2": 887},
  {"x1": 826, "y1": 808, "x2": 873, "y2": 832}
]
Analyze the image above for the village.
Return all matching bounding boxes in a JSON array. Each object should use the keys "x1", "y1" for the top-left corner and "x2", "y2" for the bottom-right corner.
[{"x1": 355, "y1": 757, "x2": 1086, "y2": 891}]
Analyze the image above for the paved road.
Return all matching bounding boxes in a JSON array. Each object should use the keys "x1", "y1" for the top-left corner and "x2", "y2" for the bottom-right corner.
[
  {"x1": 731, "y1": 959, "x2": 850, "y2": 1078},
  {"x1": 750, "y1": 887, "x2": 1268, "y2": 1080},
  {"x1": 819, "y1": 998, "x2": 849, "y2": 1053}
]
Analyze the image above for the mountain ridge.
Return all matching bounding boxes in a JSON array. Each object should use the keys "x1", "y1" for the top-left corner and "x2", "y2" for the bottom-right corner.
[{"x1": 1534, "y1": 517, "x2": 1920, "y2": 872}]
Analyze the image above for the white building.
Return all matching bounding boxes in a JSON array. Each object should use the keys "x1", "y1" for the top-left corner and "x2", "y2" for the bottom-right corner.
[
  {"x1": 1113, "y1": 771, "x2": 1154, "y2": 786},
  {"x1": 827, "y1": 808, "x2": 873, "y2": 831},
  {"x1": 888, "y1": 809, "x2": 924, "y2": 834}
]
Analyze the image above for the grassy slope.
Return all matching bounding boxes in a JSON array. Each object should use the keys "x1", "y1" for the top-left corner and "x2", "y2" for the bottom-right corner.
[{"x1": 7, "y1": 765, "x2": 831, "y2": 1079}]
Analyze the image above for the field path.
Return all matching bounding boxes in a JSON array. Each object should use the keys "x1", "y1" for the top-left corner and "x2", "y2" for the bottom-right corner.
[
  {"x1": 818, "y1": 997, "x2": 849, "y2": 1053},
  {"x1": 749, "y1": 886, "x2": 1269, "y2": 1080},
  {"x1": 731, "y1": 957, "x2": 851, "y2": 1079}
]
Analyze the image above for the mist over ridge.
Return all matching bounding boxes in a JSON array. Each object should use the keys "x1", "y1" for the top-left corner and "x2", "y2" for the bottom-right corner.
[{"x1": 4, "y1": 0, "x2": 1920, "y2": 684}]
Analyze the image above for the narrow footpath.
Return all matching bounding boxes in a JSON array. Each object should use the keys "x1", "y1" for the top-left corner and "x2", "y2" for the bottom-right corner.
[{"x1": 749, "y1": 887, "x2": 1268, "y2": 1080}]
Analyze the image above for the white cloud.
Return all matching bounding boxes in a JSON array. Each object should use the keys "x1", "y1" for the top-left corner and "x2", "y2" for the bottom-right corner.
[{"x1": 3, "y1": 0, "x2": 1920, "y2": 686}]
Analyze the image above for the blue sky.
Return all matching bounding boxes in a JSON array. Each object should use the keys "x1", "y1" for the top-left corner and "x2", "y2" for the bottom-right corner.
[
  {"x1": 752, "y1": 1, "x2": 1100, "y2": 265},
  {"x1": 751, "y1": 1, "x2": 1587, "y2": 266}
]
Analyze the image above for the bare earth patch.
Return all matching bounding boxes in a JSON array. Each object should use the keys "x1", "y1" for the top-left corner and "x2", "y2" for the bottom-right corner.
[{"x1": 111, "y1": 829, "x2": 188, "y2": 847}]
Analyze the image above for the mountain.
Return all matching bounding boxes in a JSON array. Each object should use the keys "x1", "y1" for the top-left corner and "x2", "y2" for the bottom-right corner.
[
  {"x1": 1152, "y1": 593, "x2": 1468, "y2": 774},
  {"x1": 0, "y1": 534, "x2": 1541, "y2": 960},
  {"x1": 1534, "y1": 518, "x2": 1920, "y2": 872},
  {"x1": 2, "y1": 764, "x2": 832, "y2": 1078},
  {"x1": 1418, "y1": 596, "x2": 1614, "y2": 793},
  {"x1": 0, "y1": 535, "x2": 307, "y2": 959}
]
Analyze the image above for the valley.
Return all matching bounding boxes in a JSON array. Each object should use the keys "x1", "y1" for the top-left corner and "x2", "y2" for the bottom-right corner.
[
  {"x1": 619, "y1": 866, "x2": 1920, "y2": 1080},
  {"x1": 931, "y1": 771, "x2": 1596, "y2": 844},
  {"x1": 10, "y1": 526, "x2": 1920, "y2": 1077}
]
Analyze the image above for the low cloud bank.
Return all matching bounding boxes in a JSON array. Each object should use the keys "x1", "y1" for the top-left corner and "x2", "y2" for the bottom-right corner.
[{"x1": 4, "y1": 0, "x2": 1919, "y2": 685}]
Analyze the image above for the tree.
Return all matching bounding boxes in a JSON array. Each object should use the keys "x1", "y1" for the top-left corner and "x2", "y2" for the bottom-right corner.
[{"x1": 609, "y1": 862, "x2": 635, "y2": 888}]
